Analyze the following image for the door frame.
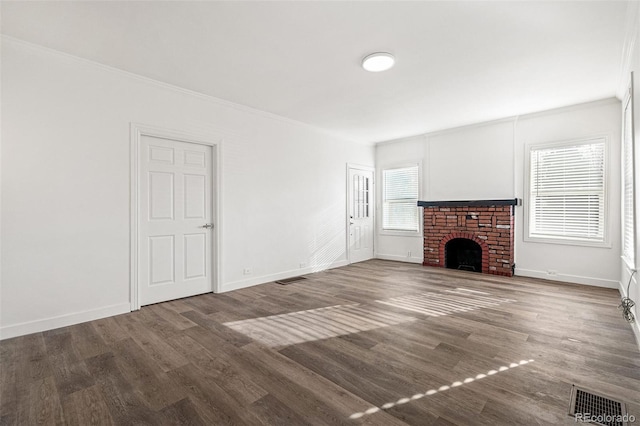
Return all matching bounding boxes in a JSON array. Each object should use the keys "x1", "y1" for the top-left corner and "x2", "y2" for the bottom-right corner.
[
  {"x1": 346, "y1": 163, "x2": 375, "y2": 264},
  {"x1": 130, "y1": 123, "x2": 222, "y2": 311}
]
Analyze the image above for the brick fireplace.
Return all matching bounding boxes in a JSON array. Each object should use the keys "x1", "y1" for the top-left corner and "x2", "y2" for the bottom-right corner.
[{"x1": 417, "y1": 199, "x2": 519, "y2": 277}]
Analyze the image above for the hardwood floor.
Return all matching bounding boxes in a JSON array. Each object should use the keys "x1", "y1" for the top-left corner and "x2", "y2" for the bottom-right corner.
[{"x1": 1, "y1": 259, "x2": 639, "y2": 425}]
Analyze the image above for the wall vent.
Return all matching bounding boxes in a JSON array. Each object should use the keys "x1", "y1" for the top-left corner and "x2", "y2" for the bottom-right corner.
[
  {"x1": 275, "y1": 276, "x2": 307, "y2": 285},
  {"x1": 569, "y1": 385, "x2": 628, "y2": 426}
]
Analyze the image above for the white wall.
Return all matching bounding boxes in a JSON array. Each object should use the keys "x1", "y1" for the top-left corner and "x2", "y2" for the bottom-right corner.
[
  {"x1": 0, "y1": 38, "x2": 374, "y2": 339},
  {"x1": 375, "y1": 136, "x2": 425, "y2": 263},
  {"x1": 426, "y1": 121, "x2": 515, "y2": 200},
  {"x1": 377, "y1": 99, "x2": 622, "y2": 289},
  {"x1": 515, "y1": 100, "x2": 621, "y2": 287}
]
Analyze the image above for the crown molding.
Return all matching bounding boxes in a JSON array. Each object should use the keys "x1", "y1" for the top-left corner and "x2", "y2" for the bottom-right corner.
[
  {"x1": 375, "y1": 134, "x2": 426, "y2": 148},
  {"x1": 514, "y1": 97, "x2": 620, "y2": 121},
  {"x1": 1, "y1": 35, "x2": 366, "y2": 145},
  {"x1": 376, "y1": 116, "x2": 517, "y2": 146},
  {"x1": 376, "y1": 97, "x2": 619, "y2": 148}
]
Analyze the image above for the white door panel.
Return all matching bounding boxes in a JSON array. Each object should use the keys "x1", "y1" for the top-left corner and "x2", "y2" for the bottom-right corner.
[
  {"x1": 184, "y1": 174, "x2": 206, "y2": 219},
  {"x1": 348, "y1": 167, "x2": 374, "y2": 263},
  {"x1": 140, "y1": 136, "x2": 213, "y2": 305}
]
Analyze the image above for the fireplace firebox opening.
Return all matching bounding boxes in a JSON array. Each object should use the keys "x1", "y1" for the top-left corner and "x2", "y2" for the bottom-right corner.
[{"x1": 445, "y1": 238, "x2": 482, "y2": 273}]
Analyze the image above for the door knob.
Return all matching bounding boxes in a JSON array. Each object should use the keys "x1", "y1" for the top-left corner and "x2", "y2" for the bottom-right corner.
[{"x1": 201, "y1": 223, "x2": 214, "y2": 229}]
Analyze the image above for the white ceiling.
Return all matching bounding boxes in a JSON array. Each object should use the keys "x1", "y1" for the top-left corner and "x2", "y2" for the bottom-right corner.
[{"x1": 0, "y1": 1, "x2": 629, "y2": 143}]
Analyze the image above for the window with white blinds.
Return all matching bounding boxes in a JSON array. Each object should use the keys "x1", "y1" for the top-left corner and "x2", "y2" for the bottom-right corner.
[
  {"x1": 623, "y1": 91, "x2": 635, "y2": 265},
  {"x1": 382, "y1": 166, "x2": 419, "y2": 232},
  {"x1": 528, "y1": 139, "x2": 606, "y2": 243}
]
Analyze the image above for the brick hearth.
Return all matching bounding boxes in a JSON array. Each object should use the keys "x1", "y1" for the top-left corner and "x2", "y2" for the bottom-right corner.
[{"x1": 418, "y1": 200, "x2": 517, "y2": 277}]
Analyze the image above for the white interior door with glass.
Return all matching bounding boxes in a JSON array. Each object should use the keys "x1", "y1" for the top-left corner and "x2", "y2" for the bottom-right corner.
[
  {"x1": 139, "y1": 135, "x2": 213, "y2": 305},
  {"x1": 348, "y1": 166, "x2": 374, "y2": 263}
]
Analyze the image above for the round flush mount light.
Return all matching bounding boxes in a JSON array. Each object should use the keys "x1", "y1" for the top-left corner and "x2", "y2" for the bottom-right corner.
[{"x1": 362, "y1": 52, "x2": 395, "y2": 72}]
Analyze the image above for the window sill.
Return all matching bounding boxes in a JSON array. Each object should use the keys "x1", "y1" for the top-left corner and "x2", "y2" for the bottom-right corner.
[
  {"x1": 379, "y1": 229, "x2": 422, "y2": 238},
  {"x1": 524, "y1": 234, "x2": 611, "y2": 249}
]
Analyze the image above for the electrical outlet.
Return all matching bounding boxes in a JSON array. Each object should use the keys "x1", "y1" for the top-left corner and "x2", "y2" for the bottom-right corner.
[
  {"x1": 407, "y1": 251, "x2": 412, "y2": 258},
  {"x1": 243, "y1": 268, "x2": 252, "y2": 275},
  {"x1": 299, "y1": 262, "x2": 307, "y2": 269}
]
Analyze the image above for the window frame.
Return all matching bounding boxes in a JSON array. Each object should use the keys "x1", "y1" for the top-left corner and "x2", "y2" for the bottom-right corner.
[
  {"x1": 524, "y1": 135, "x2": 611, "y2": 248},
  {"x1": 622, "y1": 77, "x2": 636, "y2": 270},
  {"x1": 379, "y1": 164, "x2": 422, "y2": 237}
]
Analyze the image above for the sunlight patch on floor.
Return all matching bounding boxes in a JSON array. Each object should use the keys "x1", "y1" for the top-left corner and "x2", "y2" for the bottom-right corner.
[
  {"x1": 223, "y1": 304, "x2": 416, "y2": 347},
  {"x1": 375, "y1": 287, "x2": 516, "y2": 317},
  {"x1": 349, "y1": 359, "x2": 535, "y2": 419}
]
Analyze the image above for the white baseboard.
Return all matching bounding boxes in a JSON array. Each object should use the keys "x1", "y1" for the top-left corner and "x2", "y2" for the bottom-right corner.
[
  {"x1": 514, "y1": 268, "x2": 619, "y2": 289},
  {"x1": 375, "y1": 253, "x2": 423, "y2": 264},
  {"x1": 618, "y1": 280, "x2": 640, "y2": 351},
  {"x1": 0, "y1": 260, "x2": 351, "y2": 338},
  {"x1": 221, "y1": 260, "x2": 349, "y2": 293},
  {"x1": 0, "y1": 302, "x2": 131, "y2": 340}
]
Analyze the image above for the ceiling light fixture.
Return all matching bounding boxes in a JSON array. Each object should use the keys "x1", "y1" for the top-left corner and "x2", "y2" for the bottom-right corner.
[{"x1": 362, "y1": 52, "x2": 395, "y2": 72}]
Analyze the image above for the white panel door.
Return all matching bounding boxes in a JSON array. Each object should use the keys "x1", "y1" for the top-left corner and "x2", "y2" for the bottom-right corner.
[
  {"x1": 348, "y1": 167, "x2": 374, "y2": 263},
  {"x1": 139, "y1": 135, "x2": 213, "y2": 305}
]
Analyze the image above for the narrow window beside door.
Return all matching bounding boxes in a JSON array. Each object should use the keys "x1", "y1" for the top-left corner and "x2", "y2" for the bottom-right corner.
[{"x1": 353, "y1": 174, "x2": 370, "y2": 219}]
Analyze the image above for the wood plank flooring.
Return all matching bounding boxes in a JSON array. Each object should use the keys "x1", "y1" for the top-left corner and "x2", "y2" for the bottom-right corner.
[{"x1": 1, "y1": 259, "x2": 639, "y2": 425}]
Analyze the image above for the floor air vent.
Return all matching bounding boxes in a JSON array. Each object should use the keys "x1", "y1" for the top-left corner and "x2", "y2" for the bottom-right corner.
[
  {"x1": 569, "y1": 385, "x2": 628, "y2": 426},
  {"x1": 275, "y1": 276, "x2": 307, "y2": 285}
]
